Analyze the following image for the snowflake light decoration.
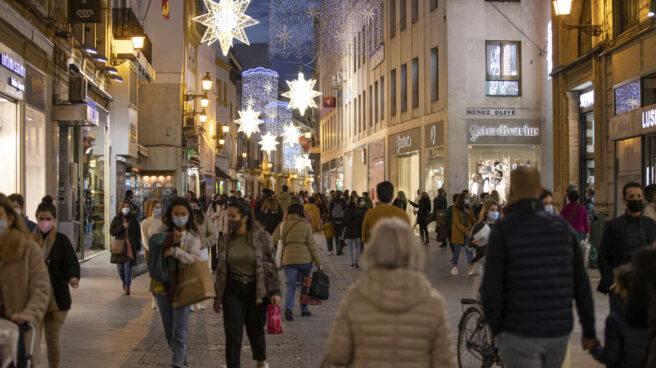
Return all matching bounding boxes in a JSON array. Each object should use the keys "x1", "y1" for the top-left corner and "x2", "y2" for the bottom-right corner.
[
  {"x1": 282, "y1": 72, "x2": 322, "y2": 116},
  {"x1": 317, "y1": 0, "x2": 383, "y2": 59},
  {"x1": 282, "y1": 124, "x2": 301, "y2": 146},
  {"x1": 268, "y1": 0, "x2": 314, "y2": 59},
  {"x1": 235, "y1": 105, "x2": 264, "y2": 138},
  {"x1": 193, "y1": 0, "x2": 259, "y2": 56},
  {"x1": 242, "y1": 68, "x2": 279, "y2": 113},
  {"x1": 263, "y1": 101, "x2": 292, "y2": 135},
  {"x1": 258, "y1": 132, "x2": 279, "y2": 155},
  {"x1": 295, "y1": 154, "x2": 312, "y2": 171}
]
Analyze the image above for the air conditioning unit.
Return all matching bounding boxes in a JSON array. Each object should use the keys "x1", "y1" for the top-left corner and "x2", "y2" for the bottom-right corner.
[{"x1": 69, "y1": 77, "x2": 87, "y2": 103}]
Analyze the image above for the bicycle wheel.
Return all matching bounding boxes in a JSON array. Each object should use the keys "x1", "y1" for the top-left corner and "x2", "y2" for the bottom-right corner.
[{"x1": 457, "y1": 306, "x2": 491, "y2": 368}]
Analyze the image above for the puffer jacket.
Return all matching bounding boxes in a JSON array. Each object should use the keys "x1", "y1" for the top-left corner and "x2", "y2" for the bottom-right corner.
[
  {"x1": 277, "y1": 192, "x2": 292, "y2": 213},
  {"x1": 272, "y1": 214, "x2": 321, "y2": 267},
  {"x1": 304, "y1": 203, "x2": 321, "y2": 231},
  {"x1": 323, "y1": 268, "x2": 456, "y2": 368}
]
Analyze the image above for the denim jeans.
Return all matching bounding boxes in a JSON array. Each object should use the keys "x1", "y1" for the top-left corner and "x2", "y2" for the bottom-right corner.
[
  {"x1": 452, "y1": 242, "x2": 473, "y2": 267},
  {"x1": 222, "y1": 279, "x2": 267, "y2": 368},
  {"x1": 117, "y1": 257, "x2": 133, "y2": 288},
  {"x1": 282, "y1": 263, "x2": 313, "y2": 313},
  {"x1": 155, "y1": 294, "x2": 190, "y2": 367},
  {"x1": 498, "y1": 332, "x2": 569, "y2": 368},
  {"x1": 326, "y1": 237, "x2": 334, "y2": 252},
  {"x1": 346, "y1": 238, "x2": 361, "y2": 265}
]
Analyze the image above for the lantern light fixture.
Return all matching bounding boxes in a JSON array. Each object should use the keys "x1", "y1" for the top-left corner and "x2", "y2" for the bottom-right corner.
[
  {"x1": 222, "y1": 125, "x2": 230, "y2": 133},
  {"x1": 202, "y1": 72, "x2": 213, "y2": 91},
  {"x1": 200, "y1": 94, "x2": 210, "y2": 108},
  {"x1": 304, "y1": 132, "x2": 312, "y2": 139},
  {"x1": 219, "y1": 138, "x2": 225, "y2": 145},
  {"x1": 131, "y1": 36, "x2": 145, "y2": 50},
  {"x1": 199, "y1": 110, "x2": 208, "y2": 123},
  {"x1": 552, "y1": 0, "x2": 572, "y2": 16},
  {"x1": 242, "y1": 152, "x2": 247, "y2": 158}
]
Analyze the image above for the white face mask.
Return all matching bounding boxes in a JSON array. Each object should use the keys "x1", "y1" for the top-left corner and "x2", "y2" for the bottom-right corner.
[
  {"x1": 121, "y1": 207, "x2": 130, "y2": 215},
  {"x1": 545, "y1": 205, "x2": 554, "y2": 214}
]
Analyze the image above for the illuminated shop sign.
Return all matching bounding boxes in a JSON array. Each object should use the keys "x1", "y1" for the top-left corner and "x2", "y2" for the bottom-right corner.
[
  {"x1": 396, "y1": 135, "x2": 412, "y2": 153},
  {"x1": 642, "y1": 108, "x2": 656, "y2": 129},
  {"x1": 9, "y1": 77, "x2": 24, "y2": 92},
  {"x1": 1, "y1": 53, "x2": 25, "y2": 78},
  {"x1": 470, "y1": 124, "x2": 540, "y2": 142}
]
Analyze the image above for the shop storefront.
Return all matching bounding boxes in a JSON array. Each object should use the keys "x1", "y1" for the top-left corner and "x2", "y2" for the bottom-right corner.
[
  {"x1": 351, "y1": 147, "x2": 368, "y2": 194},
  {"x1": 425, "y1": 122, "x2": 445, "y2": 198},
  {"x1": 467, "y1": 116, "x2": 542, "y2": 204},
  {"x1": 368, "y1": 139, "x2": 385, "y2": 201},
  {"x1": 321, "y1": 158, "x2": 344, "y2": 192},
  {"x1": 0, "y1": 45, "x2": 26, "y2": 197},
  {"x1": 389, "y1": 128, "x2": 421, "y2": 211}
]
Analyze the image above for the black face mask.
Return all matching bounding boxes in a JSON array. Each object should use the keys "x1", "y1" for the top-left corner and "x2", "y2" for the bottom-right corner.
[
  {"x1": 227, "y1": 219, "x2": 242, "y2": 231},
  {"x1": 626, "y1": 199, "x2": 645, "y2": 213}
]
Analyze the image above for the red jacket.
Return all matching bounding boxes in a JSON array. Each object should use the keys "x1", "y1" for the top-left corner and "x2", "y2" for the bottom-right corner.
[{"x1": 560, "y1": 202, "x2": 590, "y2": 233}]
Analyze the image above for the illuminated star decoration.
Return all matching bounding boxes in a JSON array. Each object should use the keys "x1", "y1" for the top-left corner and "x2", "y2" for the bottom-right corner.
[
  {"x1": 245, "y1": 96, "x2": 256, "y2": 108},
  {"x1": 258, "y1": 132, "x2": 279, "y2": 155},
  {"x1": 295, "y1": 154, "x2": 312, "y2": 170},
  {"x1": 276, "y1": 24, "x2": 291, "y2": 49},
  {"x1": 235, "y1": 105, "x2": 263, "y2": 138},
  {"x1": 264, "y1": 81, "x2": 274, "y2": 94},
  {"x1": 282, "y1": 124, "x2": 301, "y2": 147},
  {"x1": 361, "y1": 1, "x2": 377, "y2": 24},
  {"x1": 282, "y1": 72, "x2": 322, "y2": 116},
  {"x1": 193, "y1": 0, "x2": 259, "y2": 56}
]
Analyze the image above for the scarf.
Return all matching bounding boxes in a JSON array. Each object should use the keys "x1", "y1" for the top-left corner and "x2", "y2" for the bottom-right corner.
[{"x1": 32, "y1": 227, "x2": 57, "y2": 259}]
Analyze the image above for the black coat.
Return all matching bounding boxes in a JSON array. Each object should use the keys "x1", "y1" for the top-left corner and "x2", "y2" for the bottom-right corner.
[
  {"x1": 110, "y1": 214, "x2": 142, "y2": 256},
  {"x1": 416, "y1": 197, "x2": 432, "y2": 221},
  {"x1": 591, "y1": 310, "x2": 649, "y2": 368},
  {"x1": 481, "y1": 199, "x2": 596, "y2": 339},
  {"x1": 43, "y1": 232, "x2": 81, "y2": 311},
  {"x1": 597, "y1": 215, "x2": 656, "y2": 294},
  {"x1": 329, "y1": 198, "x2": 347, "y2": 221},
  {"x1": 259, "y1": 210, "x2": 283, "y2": 235},
  {"x1": 433, "y1": 196, "x2": 447, "y2": 212},
  {"x1": 343, "y1": 208, "x2": 364, "y2": 239}
]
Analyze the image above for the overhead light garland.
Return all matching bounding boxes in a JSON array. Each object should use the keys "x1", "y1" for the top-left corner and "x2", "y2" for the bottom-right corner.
[
  {"x1": 263, "y1": 101, "x2": 292, "y2": 135},
  {"x1": 193, "y1": 0, "x2": 259, "y2": 56},
  {"x1": 283, "y1": 143, "x2": 303, "y2": 170},
  {"x1": 235, "y1": 105, "x2": 264, "y2": 138},
  {"x1": 282, "y1": 72, "x2": 322, "y2": 116},
  {"x1": 258, "y1": 132, "x2": 279, "y2": 154},
  {"x1": 268, "y1": 0, "x2": 314, "y2": 59},
  {"x1": 317, "y1": 0, "x2": 383, "y2": 59},
  {"x1": 282, "y1": 124, "x2": 301, "y2": 146},
  {"x1": 295, "y1": 154, "x2": 312, "y2": 171},
  {"x1": 242, "y1": 67, "x2": 279, "y2": 113}
]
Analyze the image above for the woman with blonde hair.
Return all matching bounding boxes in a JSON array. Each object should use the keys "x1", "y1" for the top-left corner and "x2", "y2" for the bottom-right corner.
[
  {"x1": 392, "y1": 191, "x2": 408, "y2": 210},
  {"x1": 323, "y1": 217, "x2": 456, "y2": 367},
  {"x1": 450, "y1": 194, "x2": 476, "y2": 276},
  {"x1": 259, "y1": 196, "x2": 283, "y2": 235}
]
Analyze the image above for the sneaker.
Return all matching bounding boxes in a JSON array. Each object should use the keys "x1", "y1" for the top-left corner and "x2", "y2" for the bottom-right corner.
[
  {"x1": 327, "y1": 251, "x2": 334, "y2": 255},
  {"x1": 468, "y1": 265, "x2": 475, "y2": 276},
  {"x1": 354, "y1": 261, "x2": 360, "y2": 268},
  {"x1": 190, "y1": 305, "x2": 195, "y2": 312},
  {"x1": 196, "y1": 303, "x2": 207, "y2": 310},
  {"x1": 285, "y1": 309, "x2": 294, "y2": 321},
  {"x1": 301, "y1": 311, "x2": 312, "y2": 317},
  {"x1": 450, "y1": 266, "x2": 458, "y2": 275},
  {"x1": 350, "y1": 264, "x2": 355, "y2": 269},
  {"x1": 151, "y1": 300, "x2": 157, "y2": 310}
]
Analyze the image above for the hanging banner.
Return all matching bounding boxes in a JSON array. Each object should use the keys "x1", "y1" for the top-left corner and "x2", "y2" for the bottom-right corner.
[
  {"x1": 162, "y1": 0, "x2": 170, "y2": 20},
  {"x1": 69, "y1": 0, "x2": 102, "y2": 23},
  {"x1": 323, "y1": 97, "x2": 336, "y2": 108}
]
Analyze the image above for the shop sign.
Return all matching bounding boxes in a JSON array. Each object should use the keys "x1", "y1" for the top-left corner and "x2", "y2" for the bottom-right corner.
[
  {"x1": 69, "y1": 0, "x2": 102, "y2": 23},
  {"x1": 9, "y1": 77, "x2": 24, "y2": 92},
  {"x1": 1, "y1": 53, "x2": 25, "y2": 77},
  {"x1": 466, "y1": 108, "x2": 516, "y2": 116},
  {"x1": 580, "y1": 90, "x2": 594, "y2": 109},
  {"x1": 642, "y1": 108, "x2": 656, "y2": 129},
  {"x1": 187, "y1": 168, "x2": 199, "y2": 176},
  {"x1": 425, "y1": 121, "x2": 444, "y2": 148},
  {"x1": 389, "y1": 127, "x2": 421, "y2": 155},
  {"x1": 467, "y1": 119, "x2": 541, "y2": 145},
  {"x1": 86, "y1": 101, "x2": 99, "y2": 126}
]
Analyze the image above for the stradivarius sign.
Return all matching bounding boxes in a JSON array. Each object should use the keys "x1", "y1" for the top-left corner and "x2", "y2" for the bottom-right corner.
[
  {"x1": 470, "y1": 124, "x2": 540, "y2": 142},
  {"x1": 467, "y1": 119, "x2": 542, "y2": 145}
]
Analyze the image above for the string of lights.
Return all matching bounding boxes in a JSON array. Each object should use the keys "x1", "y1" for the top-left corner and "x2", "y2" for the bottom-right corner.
[
  {"x1": 241, "y1": 67, "x2": 279, "y2": 114},
  {"x1": 268, "y1": 0, "x2": 314, "y2": 59},
  {"x1": 263, "y1": 101, "x2": 293, "y2": 136}
]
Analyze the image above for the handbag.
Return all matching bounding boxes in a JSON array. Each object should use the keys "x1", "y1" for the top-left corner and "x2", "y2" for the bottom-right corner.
[
  {"x1": 173, "y1": 261, "x2": 216, "y2": 308},
  {"x1": 110, "y1": 253, "x2": 127, "y2": 264},
  {"x1": 423, "y1": 213, "x2": 435, "y2": 226},
  {"x1": 300, "y1": 276, "x2": 323, "y2": 305},
  {"x1": 110, "y1": 238, "x2": 125, "y2": 255},
  {"x1": 309, "y1": 270, "x2": 330, "y2": 300},
  {"x1": 437, "y1": 228, "x2": 449, "y2": 243},
  {"x1": 266, "y1": 305, "x2": 283, "y2": 334}
]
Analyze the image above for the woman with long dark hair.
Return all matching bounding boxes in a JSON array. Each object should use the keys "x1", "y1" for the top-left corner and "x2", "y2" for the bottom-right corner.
[
  {"x1": 32, "y1": 196, "x2": 80, "y2": 368},
  {"x1": 110, "y1": 199, "x2": 141, "y2": 295},
  {"x1": 213, "y1": 200, "x2": 281, "y2": 368},
  {"x1": 259, "y1": 197, "x2": 283, "y2": 235}
]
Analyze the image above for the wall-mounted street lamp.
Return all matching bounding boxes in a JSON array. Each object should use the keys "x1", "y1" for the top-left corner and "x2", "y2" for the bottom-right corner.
[
  {"x1": 242, "y1": 152, "x2": 247, "y2": 158},
  {"x1": 199, "y1": 110, "x2": 207, "y2": 123},
  {"x1": 222, "y1": 125, "x2": 230, "y2": 133},
  {"x1": 219, "y1": 138, "x2": 225, "y2": 145},
  {"x1": 202, "y1": 72, "x2": 213, "y2": 91},
  {"x1": 200, "y1": 94, "x2": 209, "y2": 108},
  {"x1": 131, "y1": 35, "x2": 145, "y2": 50},
  {"x1": 552, "y1": 0, "x2": 571, "y2": 16},
  {"x1": 304, "y1": 132, "x2": 312, "y2": 139}
]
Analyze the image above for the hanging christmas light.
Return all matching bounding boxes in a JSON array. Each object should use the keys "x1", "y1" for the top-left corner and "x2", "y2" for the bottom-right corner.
[
  {"x1": 258, "y1": 132, "x2": 279, "y2": 154},
  {"x1": 282, "y1": 72, "x2": 322, "y2": 116},
  {"x1": 283, "y1": 143, "x2": 303, "y2": 170},
  {"x1": 295, "y1": 154, "x2": 312, "y2": 171},
  {"x1": 282, "y1": 124, "x2": 301, "y2": 147},
  {"x1": 235, "y1": 105, "x2": 264, "y2": 138},
  {"x1": 268, "y1": 0, "x2": 314, "y2": 59},
  {"x1": 242, "y1": 67, "x2": 279, "y2": 113},
  {"x1": 193, "y1": 0, "x2": 259, "y2": 56},
  {"x1": 263, "y1": 101, "x2": 292, "y2": 136}
]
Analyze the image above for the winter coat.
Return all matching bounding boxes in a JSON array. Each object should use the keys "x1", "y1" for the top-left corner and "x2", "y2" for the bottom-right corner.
[
  {"x1": 597, "y1": 214, "x2": 656, "y2": 294},
  {"x1": 196, "y1": 215, "x2": 218, "y2": 249},
  {"x1": 451, "y1": 207, "x2": 476, "y2": 245},
  {"x1": 37, "y1": 232, "x2": 80, "y2": 311},
  {"x1": 277, "y1": 192, "x2": 292, "y2": 213},
  {"x1": 329, "y1": 197, "x2": 348, "y2": 221},
  {"x1": 109, "y1": 214, "x2": 142, "y2": 256},
  {"x1": 392, "y1": 198, "x2": 407, "y2": 211},
  {"x1": 0, "y1": 228, "x2": 51, "y2": 344},
  {"x1": 481, "y1": 199, "x2": 596, "y2": 339},
  {"x1": 343, "y1": 208, "x2": 364, "y2": 239},
  {"x1": 214, "y1": 227, "x2": 282, "y2": 305},
  {"x1": 320, "y1": 222, "x2": 335, "y2": 238},
  {"x1": 363, "y1": 197, "x2": 374, "y2": 209},
  {"x1": 361, "y1": 204, "x2": 411, "y2": 243},
  {"x1": 560, "y1": 202, "x2": 590, "y2": 233},
  {"x1": 206, "y1": 204, "x2": 229, "y2": 234},
  {"x1": 591, "y1": 310, "x2": 648, "y2": 368},
  {"x1": 323, "y1": 268, "x2": 456, "y2": 368},
  {"x1": 272, "y1": 214, "x2": 321, "y2": 267},
  {"x1": 304, "y1": 203, "x2": 321, "y2": 231},
  {"x1": 140, "y1": 216, "x2": 165, "y2": 251},
  {"x1": 259, "y1": 210, "x2": 283, "y2": 235},
  {"x1": 415, "y1": 197, "x2": 432, "y2": 222},
  {"x1": 433, "y1": 196, "x2": 447, "y2": 212}
]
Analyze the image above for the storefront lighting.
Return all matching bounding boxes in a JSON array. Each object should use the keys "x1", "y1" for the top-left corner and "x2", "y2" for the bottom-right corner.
[
  {"x1": 242, "y1": 152, "x2": 247, "y2": 158},
  {"x1": 76, "y1": 45, "x2": 98, "y2": 55},
  {"x1": 103, "y1": 66, "x2": 119, "y2": 75},
  {"x1": 109, "y1": 75, "x2": 124, "y2": 83},
  {"x1": 649, "y1": 6, "x2": 656, "y2": 18},
  {"x1": 219, "y1": 138, "x2": 225, "y2": 145},
  {"x1": 552, "y1": 0, "x2": 571, "y2": 16},
  {"x1": 202, "y1": 72, "x2": 213, "y2": 91},
  {"x1": 200, "y1": 94, "x2": 210, "y2": 108},
  {"x1": 93, "y1": 54, "x2": 108, "y2": 63},
  {"x1": 304, "y1": 132, "x2": 312, "y2": 139},
  {"x1": 222, "y1": 125, "x2": 230, "y2": 133},
  {"x1": 199, "y1": 110, "x2": 208, "y2": 123},
  {"x1": 131, "y1": 36, "x2": 145, "y2": 50}
]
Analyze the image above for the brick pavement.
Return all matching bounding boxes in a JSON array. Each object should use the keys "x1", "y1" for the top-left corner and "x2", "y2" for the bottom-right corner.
[{"x1": 56, "y1": 236, "x2": 606, "y2": 367}]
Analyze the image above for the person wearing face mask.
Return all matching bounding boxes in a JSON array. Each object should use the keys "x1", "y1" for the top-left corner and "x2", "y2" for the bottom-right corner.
[
  {"x1": 450, "y1": 193, "x2": 476, "y2": 276},
  {"x1": 141, "y1": 200, "x2": 166, "y2": 309},
  {"x1": 468, "y1": 200, "x2": 499, "y2": 294},
  {"x1": 598, "y1": 182, "x2": 656, "y2": 312},
  {"x1": 560, "y1": 190, "x2": 590, "y2": 243},
  {"x1": 207, "y1": 194, "x2": 229, "y2": 270},
  {"x1": 0, "y1": 194, "x2": 51, "y2": 366},
  {"x1": 190, "y1": 198, "x2": 218, "y2": 311},
  {"x1": 31, "y1": 195, "x2": 80, "y2": 368},
  {"x1": 110, "y1": 200, "x2": 142, "y2": 295},
  {"x1": 540, "y1": 189, "x2": 555, "y2": 215},
  {"x1": 213, "y1": 200, "x2": 281, "y2": 368},
  {"x1": 153, "y1": 197, "x2": 203, "y2": 368}
]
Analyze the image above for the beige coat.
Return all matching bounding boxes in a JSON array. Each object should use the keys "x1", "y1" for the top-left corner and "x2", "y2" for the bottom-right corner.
[
  {"x1": 324, "y1": 268, "x2": 456, "y2": 368},
  {"x1": 272, "y1": 214, "x2": 320, "y2": 267}
]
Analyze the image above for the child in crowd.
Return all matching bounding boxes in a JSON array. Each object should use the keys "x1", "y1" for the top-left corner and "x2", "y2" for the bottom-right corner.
[{"x1": 319, "y1": 221, "x2": 335, "y2": 255}]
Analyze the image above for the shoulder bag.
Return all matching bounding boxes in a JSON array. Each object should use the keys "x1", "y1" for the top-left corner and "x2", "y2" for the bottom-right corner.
[{"x1": 275, "y1": 221, "x2": 301, "y2": 268}]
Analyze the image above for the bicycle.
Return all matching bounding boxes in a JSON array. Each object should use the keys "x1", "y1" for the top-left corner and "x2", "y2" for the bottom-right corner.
[{"x1": 457, "y1": 298, "x2": 502, "y2": 368}]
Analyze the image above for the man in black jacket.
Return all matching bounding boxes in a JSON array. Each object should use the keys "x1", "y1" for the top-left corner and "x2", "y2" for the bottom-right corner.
[
  {"x1": 329, "y1": 191, "x2": 348, "y2": 255},
  {"x1": 597, "y1": 182, "x2": 656, "y2": 311},
  {"x1": 481, "y1": 167, "x2": 596, "y2": 367}
]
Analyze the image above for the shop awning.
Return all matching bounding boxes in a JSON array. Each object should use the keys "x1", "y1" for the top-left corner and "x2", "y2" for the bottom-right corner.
[{"x1": 215, "y1": 167, "x2": 233, "y2": 180}]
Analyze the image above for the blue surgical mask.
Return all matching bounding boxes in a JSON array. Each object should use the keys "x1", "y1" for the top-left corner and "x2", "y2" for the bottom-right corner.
[
  {"x1": 464, "y1": 199, "x2": 470, "y2": 205},
  {"x1": 0, "y1": 218, "x2": 7, "y2": 235},
  {"x1": 545, "y1": 205, "x2": 554, "y2": 214},
  {"x1": 487, "y1": 211, "x2": 499, "y2": 222},
  {"x1": 153, "y1": 208, "x2": 162, "y2": 217},
  {"x1": 121, "y1": 207, "x2": 130, "y2": 215},
  {"x1": 173, "y1": 216, "x2": 188, "y2": 228}
]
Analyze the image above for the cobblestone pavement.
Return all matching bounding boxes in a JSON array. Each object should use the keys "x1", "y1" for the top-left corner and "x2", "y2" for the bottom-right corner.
[{"x1": 56, "y1": 235, "x2": 606, "y2": 367}]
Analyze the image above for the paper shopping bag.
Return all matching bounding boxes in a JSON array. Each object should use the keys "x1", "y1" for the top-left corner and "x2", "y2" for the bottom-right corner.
[{"x1": 173, "y1": 261, "x2": 216, "y2": 308}]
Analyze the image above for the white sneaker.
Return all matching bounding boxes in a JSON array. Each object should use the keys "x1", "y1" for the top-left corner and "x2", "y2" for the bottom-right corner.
[
  {"x1": 190, "y1": 305, "x2": 195, "y2": 312},
  {"x1": 450, "y1": 266, "x2": 459, "y2": 275},
  {"x1": 151, "y1": 300, "x2": 157, "y2": 310},
  {"x1": 469, "y1": 265, "x2": 475, "y2": 276},
  {"x1": 256, "y1": 363, "x2": 269, "y2": 368},
  {"x1": 327, "y1": 251, "x2": 334, "y2": 255}
]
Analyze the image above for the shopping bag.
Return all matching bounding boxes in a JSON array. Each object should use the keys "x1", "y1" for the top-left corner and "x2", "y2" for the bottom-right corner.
[
  {"x1": 582, "y1": 239, "x2": 592, "y2": 268},
  {"x1": 173, "y1": 261, "x2": 216, "y2": 308},
  {"x1": 300, "y1": 276, "x2": 323, "y2": 305},
  {"x1": 437, "y1": 228, "x2": 449, "y2": 243},
  {"x1": 309, "y1": 270, "x2": 330, "y2": 301},
  {"x1": 266, "y1": 305, "x2": 283, "y2": 334},
  {"x1": 110, "y1": 238, "x2": 125, "y2": 254}
]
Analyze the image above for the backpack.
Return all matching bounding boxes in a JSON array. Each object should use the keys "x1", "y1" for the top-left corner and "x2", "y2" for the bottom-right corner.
[
  {"x1": 148, "y1": 232, "x2": 172, "y2": 283},
  {"x1": 331, "y1": 201, "x2": 345, "y2": 219}
]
